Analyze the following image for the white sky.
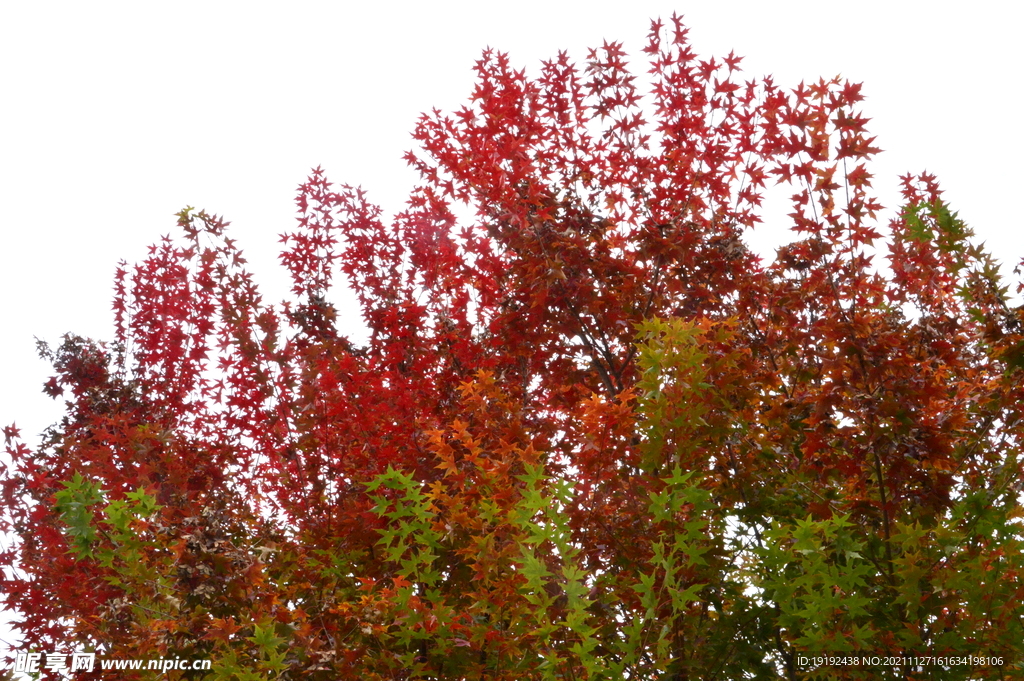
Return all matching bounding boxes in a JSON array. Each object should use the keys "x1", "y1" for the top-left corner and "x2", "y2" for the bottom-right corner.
[{"x1": 0, "y1": 0, "x2": 1022, "y2": 655}]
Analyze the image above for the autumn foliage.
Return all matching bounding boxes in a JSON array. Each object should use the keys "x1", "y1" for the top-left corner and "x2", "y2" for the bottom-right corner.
[{"x1": 4, "y1": 16, "x2": 1024, "y2": 680}]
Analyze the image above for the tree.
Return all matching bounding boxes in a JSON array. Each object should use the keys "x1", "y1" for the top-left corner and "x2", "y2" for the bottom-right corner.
[{"x1": 3, "y1": 15, "x2": 1023, "y2": 680}]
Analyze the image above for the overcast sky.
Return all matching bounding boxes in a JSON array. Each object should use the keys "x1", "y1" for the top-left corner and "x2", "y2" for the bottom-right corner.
[
  {"x1": 2, "y1": 0, "x2": 1022, "y2": 495},
  {"x1": 1, "y1": 0, "x2": 1022, "y2": 660}
]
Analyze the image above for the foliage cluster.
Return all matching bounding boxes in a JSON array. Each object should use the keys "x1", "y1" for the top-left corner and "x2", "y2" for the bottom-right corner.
[{"x1": 3, "y1": 17, "x2": 1024, "y2": 680}]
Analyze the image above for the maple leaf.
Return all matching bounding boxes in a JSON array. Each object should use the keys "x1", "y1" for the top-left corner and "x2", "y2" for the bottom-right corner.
[
  {"x1": 42, "y1": 376, "x2": 63, "y2": 398},
  {"x1": 2, "y1": 423, "x2": 19, "y2": 443},
  {"x1": 205, "y1": 617, "x2": 243, "y2": 643}
]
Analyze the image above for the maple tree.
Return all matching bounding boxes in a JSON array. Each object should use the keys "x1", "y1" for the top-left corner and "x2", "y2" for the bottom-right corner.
[{"x1": 3, "y1": 16, "x2": 1024, "y2": 680}]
